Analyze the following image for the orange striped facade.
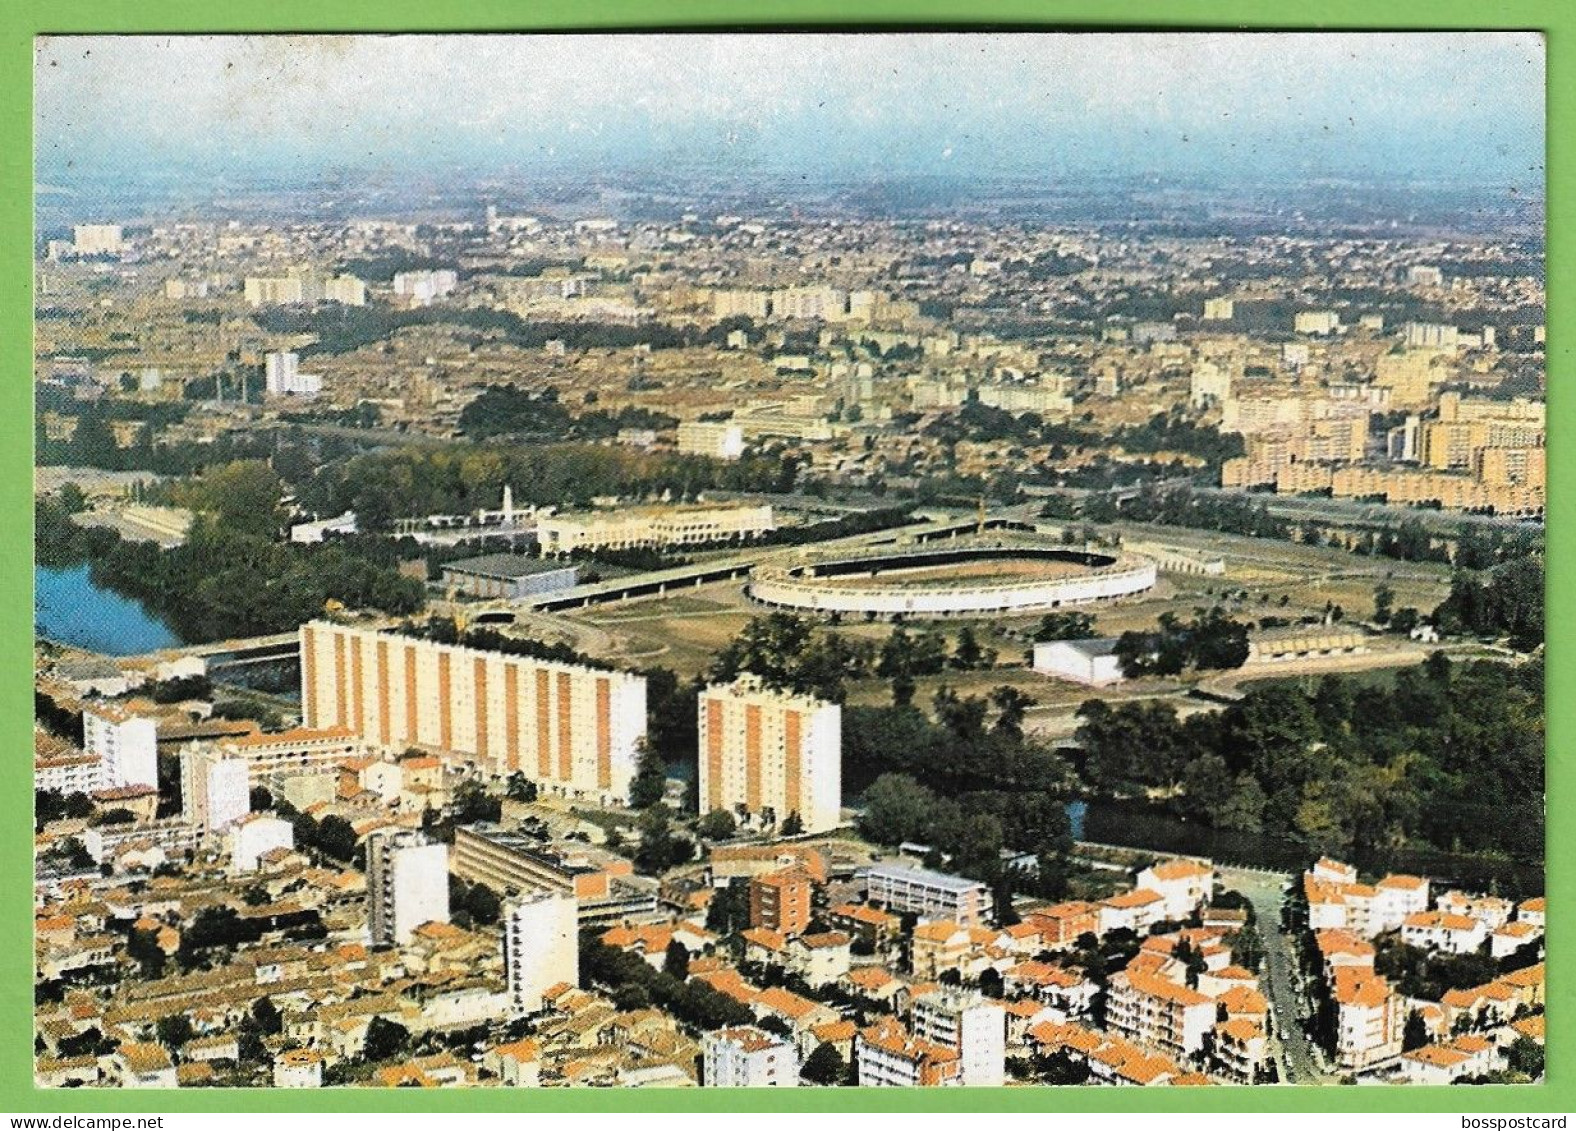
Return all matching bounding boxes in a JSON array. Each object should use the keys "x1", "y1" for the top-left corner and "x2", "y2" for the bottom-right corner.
[
  {"x1": 695, "y1": 677, "x2": 841, "y2": 833},
  {"x1": 300, "y1": 621, "x2": 645, "y2": 803}
]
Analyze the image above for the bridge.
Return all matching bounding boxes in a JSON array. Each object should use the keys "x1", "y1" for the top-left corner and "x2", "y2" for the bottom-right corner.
[{"x1": 121, "y1": 632, "x2": 302, "y2": 670}]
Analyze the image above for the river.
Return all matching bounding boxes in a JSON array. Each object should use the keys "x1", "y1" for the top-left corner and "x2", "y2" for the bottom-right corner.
[
  {"x1": 1074, "y1": 798, "x2": 1542, "y2": 899},
  {"x1": 35, "y1": 563, "x2": 182, "y2": 655}
]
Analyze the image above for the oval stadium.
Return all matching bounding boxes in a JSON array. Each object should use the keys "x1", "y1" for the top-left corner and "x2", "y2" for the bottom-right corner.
[{"x1": 745, "y1": 539, "x2": 1157, "y2": 619}]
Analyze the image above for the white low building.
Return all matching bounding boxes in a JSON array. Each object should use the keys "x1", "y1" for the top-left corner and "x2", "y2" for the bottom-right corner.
[
  {"x1": 1032, "y1": 638, "x2": 1124, "y2": 686},
  {"x1": 229, "y1": 813, "x2": 295, "y2": 873},
  {"x1": 702, "y1": 1026, "x2": 799, "y2": 1087}
]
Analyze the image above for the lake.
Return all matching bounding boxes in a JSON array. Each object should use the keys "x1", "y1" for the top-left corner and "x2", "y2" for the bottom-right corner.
[{"x1": 35, "y1": 563, "x2": 182, "y2": 655}]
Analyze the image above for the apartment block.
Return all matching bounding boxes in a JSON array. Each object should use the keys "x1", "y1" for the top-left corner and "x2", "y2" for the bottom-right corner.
[
  {"x1": 698, "y1": 674, "x2": 842, "y2": 834},
  {"x1": 865, "y1": 863, "x2": 991, "y2": 927},
  {"x1": 82, "y1": 704, "x2": 158, "y2": 790},
  {"x1": 855, "y1": 1019, "x2": 961, "y2": 1087},
  {"x1": 300, "y1": 621, "x2": 646, "y2": 805},
  {"x1": 677, "y1": 420, "x2": 746, "y2": 461},
  {"x1": 1106, "y1": 968, "x2": 1216, "y2": 1059},
  {"x1": 702, "y1": 1026, "x2": 800, "y2": 1087},
  {"x1": 504, "y1": 889, "x2": 578, "y2": 1013},
  {"x1": 910, "y1": 989, "x2": 1006, "y2": 1087},
  {"x1": 452, "y1": 824, "x2": 656, "y2": 927},
  {"x1": 180, "y1": 746, "x2": 250, "y2": 830},
  {"x1": 749, "y1": 868, "x2": 814, "y2": 936},
  {"x1": 537, "y1": 504, "x2": 774, "y2": 555},
  {"x1": 367, "y1": 829, "x2": 450, "y2": 947},
  {"x1": 1331, "y1": 967, "x2": 1402, "y2": 1070}
]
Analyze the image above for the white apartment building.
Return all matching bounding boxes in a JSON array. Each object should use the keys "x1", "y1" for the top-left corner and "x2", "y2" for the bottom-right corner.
[
  {"x1": 710, "y1": 289, "x2": 772, "y2": 321},
  {"x1": 300, "y1": 622, "x2": 646, "y2": 805},
  {"x1": 1331, "y1": 968, "x2": 1402, "y2": 1070},
  {"x1": 865, "y1": 863, "x2": 991, "y2": 927},
  {"x1": 244, "y1": 276, "x2": 307, "y2": 306},
  {"x1": 697, "y1": 674, "x2": 842, "y2": 834},
  {"x1": 1294, "y1": 310, "x2": 1341, "y2": 336},
  {"x1": 537, "y1": 504, "x2": 774, "y2": 555},
  {"x1": 368, "y1": 829, "x2": 450, "y2": 946},
  {"x1": 1370, "y1": 875, "x2": 1430, "y2": 934},
  {"x1": 974, "y1": 383, "x2": 1073, "y2": 416},
  {"x1": 322, "y1": 275, "x2": 367, "y2": 306},
  {"x1": 73, "y1": 224, "x2": 124, "y2": 256},
  {"x1": 180, "y1": 745, "x2": 250, "y2": 830},
  {"x1": 701, "y1": 1026, "x2": 800, "y2": 1087},
  {"x1": 1189, "y1": 358, "x2": 1233, "y2": 406},
  {"x1": 1135, "y1": 858, "x2": 1215, "y2": 922},
  {"x1": 504, "y1": 889, "x2": 579, "y2": 1013},
  {"x1": 910, "y1": 989, "x2": 1005, "y2": 1087},
  {"x1": 1403, "y1": 322, "x2": 1461, "y2": 350},
  {"x1": 1106, "y1": 969, "x2": 1216, "y2": 1059},
  {"x1": 219, "y1": 725, "x2": 365, "y2": 777},
  {"x1": 272, "y1": 1049, "x2": 324, "y2": 1088},
  {"x1": 82, "y1": 704, "x2": 158, "y2": 790},
  {"x1": 677, "y1": 420, "x2": 746, "y2": 461},
  {"x1": 228, "y1": 814, "x2": 294, "y2": 873},
  {"x1": 393, "y1": 269, "x2": 458, "y2": 306},
  {"x1": 244, "y1": 274, "x2": 362, "y2": 307},
  {"x1": 36, "y1": 750, "x2": 104, "y2": 796},
  {"x1": 773, "y1": 285, "x2": 846, "y2": 322},
  {"x1": 1401, "y1": 912, "x2": 1489, "y2": 955},
  {"x1": 264, "y1": 351, "x2": 323, "y2": 397},
  {"x1": 855, "y1": 1021, "x2": 961, "y2": 1087}
]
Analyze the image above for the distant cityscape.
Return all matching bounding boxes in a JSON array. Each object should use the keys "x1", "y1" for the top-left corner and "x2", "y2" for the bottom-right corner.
[{"x1": 34, "y1": 33, "x2": 1544, "y2": 1091}]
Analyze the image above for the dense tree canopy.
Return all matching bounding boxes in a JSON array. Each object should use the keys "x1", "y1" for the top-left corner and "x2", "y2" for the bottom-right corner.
[{"x1": 1075, "y1": 656, "x2": 1543, "y2": 862}]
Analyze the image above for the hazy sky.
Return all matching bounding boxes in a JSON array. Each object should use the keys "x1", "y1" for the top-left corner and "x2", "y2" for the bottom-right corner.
[{"x1": 35, "y1": 33, "x2": 1545, "y2": 189}]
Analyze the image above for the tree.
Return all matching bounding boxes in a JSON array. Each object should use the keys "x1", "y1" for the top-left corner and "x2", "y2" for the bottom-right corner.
[
  {"x1": 801, "y1": 1042, "x2": 845, "y2": 1086},
  {"x1": 989, "y1": 686, "x2": 1035, "y2": 739},
  {"x1": 127, "y1": 926, "x2": 166, "y2": 979},
  {"x1": 628, "y1": 742, "x2": 668, "y2": 810},
  {"x1": 315, "y1": 815, "x2": 358, "y2": 862},
  {"x1": 251, "y1": 997, "x2": 282, "y2": 1036},
  {"x1": 1506, "y1": 1035, "x2": 1544, "y2": 1079},
  {"x1": 952, "y1": 627, "x2": 985, "y2": 670},
  {"x1": 1402, "y1": 1009, "x2": 1429, "y2": 1052},
  {"x1": 1034, "y1": 612, "x2": 1096, "y2": 642},
  {"x1": 1373, "y1": 584, "x2": 1395, "y2": 626},
  {"x1": 505, "y1": 772, "x2": 538, "y2": 803},
  {"x1": 57, "y1": 482, "x2": 88, "y2": 514},
  {"x1": 858, "y1": 774, "x2": 937, "y2": 846},
  {"x1": 179, "y1": 460, "x2": 285, "y2": 538},
  {"x1": 978, "y1": 967, "x2": 1004, "y2": 998},
  {"x1": 781, "y1": 811, "x2": 805, "y2": 837},
  {"x1": 663, "y1": 939, "x2": 690, "y2": 981},
  {"x1": 249, "y1": 785, "x2": 273, "y2": 812},
  {"x1": 452, "y1": 781, "x2": 502, "y2": 826},
  {"x1": 363, "y1": 1017, "x2": 410, "y2": 1062},
  {"x1": 156, "y1": 1014, "x2": 194, "y2": 1050},
  {"x1": 634, "y1": 808, "x2": 692, "y2": 875},
  {"x1": 466, "y1": 883, "x2": 502, "y2": 926},
  {"x1": 697, "y1": 809, "x2": 737, "y2": 841}
]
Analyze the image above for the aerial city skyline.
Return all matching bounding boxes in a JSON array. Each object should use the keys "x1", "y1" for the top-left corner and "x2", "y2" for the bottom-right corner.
[{"x1": 34, "y1": 32, "x2": 1544, "y2": 1092}]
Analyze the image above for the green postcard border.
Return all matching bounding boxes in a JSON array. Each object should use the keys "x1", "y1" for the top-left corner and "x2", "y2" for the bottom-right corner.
[{"x1": 0, "y1": 0, "x2": 1566, "y2": 1113}]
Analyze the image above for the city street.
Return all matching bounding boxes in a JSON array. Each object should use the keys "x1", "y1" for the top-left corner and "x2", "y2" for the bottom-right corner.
[{"x1": 1217, "y1": 865, "x2": 1333, "y2": 1085}]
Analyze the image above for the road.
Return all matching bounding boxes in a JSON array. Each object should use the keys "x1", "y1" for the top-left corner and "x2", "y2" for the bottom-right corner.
[{"x1": 1218, "y1": 864, "x2": 1333, "y2": 1085}]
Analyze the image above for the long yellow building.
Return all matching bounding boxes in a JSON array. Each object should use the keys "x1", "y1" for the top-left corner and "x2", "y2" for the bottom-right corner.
[{"x1": 299, "y1": 621, "x2": 647, "y2": 805}]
